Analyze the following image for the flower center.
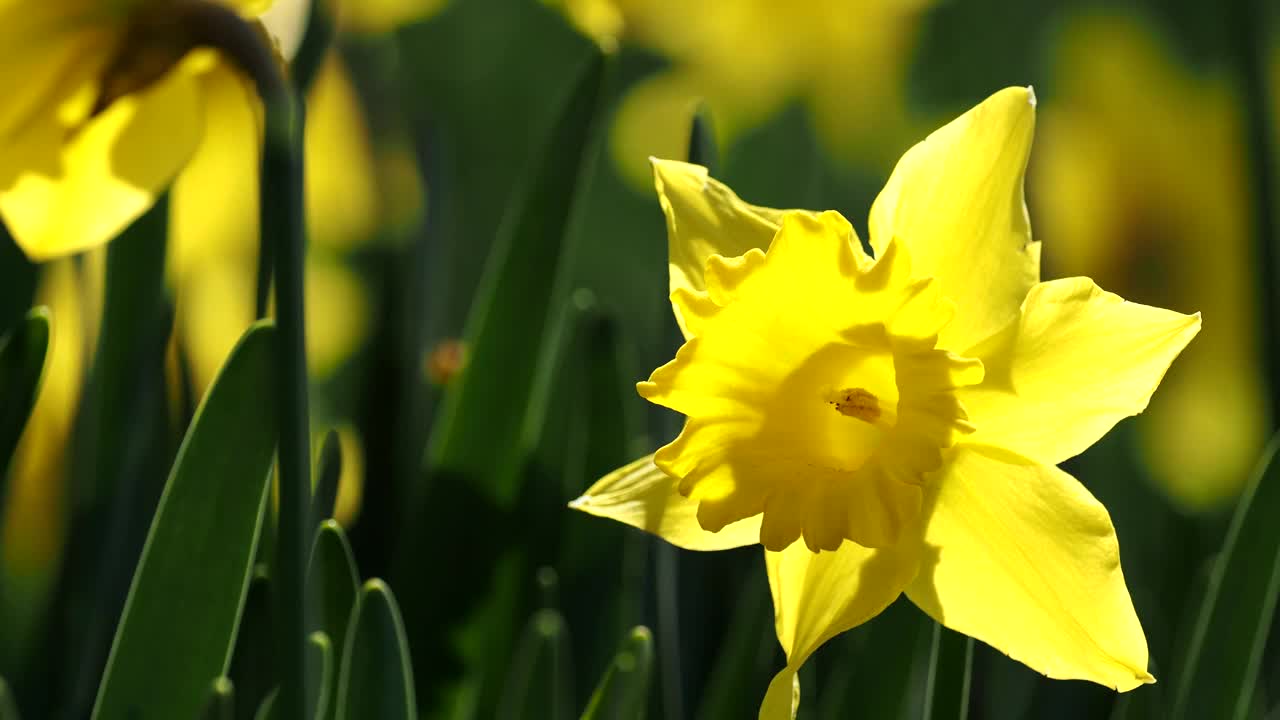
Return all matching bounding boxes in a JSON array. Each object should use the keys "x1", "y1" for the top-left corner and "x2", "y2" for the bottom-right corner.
[
  {"x1": 828, "y1": 388, "x2": 880, "y2": 422},
  {"x1": 642, "y1": 211, "x2": 984, "y2": 552}
]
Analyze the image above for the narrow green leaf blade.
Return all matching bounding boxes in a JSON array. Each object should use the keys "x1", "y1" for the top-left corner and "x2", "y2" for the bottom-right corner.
[
  {"x1": 423, "y1": 46, "x2": 611, "y2": 506},
  {"x1": 307, "y1": 632, "x2": 334, "y2": 720},
  {"x1": 336, "y1": 580, "x2": 417, "y2": 720},
  {"x1": 923, "y1": 623, "x2": 974, "y2": 720},
  {"x1": 1172, "y1": 432, "x2": 1280, "y2": 720},
  {"x1": 0, "y1": 307, "x2": 50, "y2": 491},
  {"x1": 91, "y1": 323, "x2": 279, "y2": 720},
  {"x1": 497, "y1": 609, "x2": 573, "y2": 720},
  {"x1": 312, "y1": 430, "x2": 343, "y2": 523},
  {"x1": 229, "y1": 571, "x2": 275, "y2": 720},
  {"x1": 580, "y1": 627, "x2": 653, "y2": 720},
  {"x1": 307, "y1": 520, "x2": 359, "y2": 719},
  {"x1": 255, "y1": 632, "x2": 334, "y2": 720},
  {"x1": 254, "y1": 691, "x2": 277, "y2": 720},
  {"x1": 199, "y1": 678, "x2": 234, "y2": 720}
]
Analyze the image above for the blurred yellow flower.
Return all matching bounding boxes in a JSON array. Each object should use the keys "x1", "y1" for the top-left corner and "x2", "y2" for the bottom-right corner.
[
  {"x1": 1034, "y1": 13, "x2": 1266, "y2": 508},
  {"x1": 0, "y1": 0, "x2": 275, "y2": 261},
  {"x1": 574, "y1": 88, "x2": 1200, "y2": 717},
  {"x1": 2, "y1": 258, "x2": 100, "y2": 664},
  {"x1": 552, "y1": 0, "x2": 934, "y2": 187},
  {"x1": 169, "y1": 50, "x2": 376, "y2": 393},
  {"x1": 329, "y1": 424, "x2": 365, "y2": 527}
]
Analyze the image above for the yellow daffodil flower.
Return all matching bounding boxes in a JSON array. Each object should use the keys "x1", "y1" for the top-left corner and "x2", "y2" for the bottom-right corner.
[
  {"x1": 0, "y1": 0, "x2": 277, "y2": 261},
  {"x1": 551, "y1": 0, "x2": 934, "y2": 188},
  {"x1": 1034, "y1": 12, "x2": 1266, "y2": 508},
  {"x1": 572, "y1": 87, "x2": 1200, "y2": 718}
]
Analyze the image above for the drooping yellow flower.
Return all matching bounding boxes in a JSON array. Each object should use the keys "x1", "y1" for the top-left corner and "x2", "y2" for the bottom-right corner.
[
  {"x1": 0, "y1": 0, "x2": 277, "y2": 261},
  {"x1": 1034, "y1": 12, "x2": 1265, "y2": 509},
  {"x1": 551, "y1": 0, "x2": 935, "y2": 189},
  {"x1": 572, "y1": 88, "x2": 1200, "y2": 718}
]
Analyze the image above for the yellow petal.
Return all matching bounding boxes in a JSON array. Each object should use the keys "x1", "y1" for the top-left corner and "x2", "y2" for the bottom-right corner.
[
  {"x1": 0, "y1": 23, "x2": 111, "y2": 144},
  {"x1": 650, "y1": 158, "x2": 797, "y2": 336},
  {"x1": 568, "y1": 455, "x2": 761, "y2": 551},
  {"x1": 758, "y1": 668, "x2": 799, "y2": 720},
  {"x1": 1, "y1": 50, "x2": 212, "y2": 261},
  {"x1": 226, "y1": 0, "x2": 276, "y2": 16},
  {"x1": 908, "y1": 444, "x2": 1152, "y2": 690},
  {"x1": 169, "y1": 62, "x2": 262, "y2": 280},
  {"x1": 760, "y1": 538, "x2": 919, "y2": 718},
  {"x1": 960, "y1": 277, "x2": 1201, "y2": 466},
  {"x1": 304, "y1": 54, "x2": 379, "y2": 251},
  {"x1": 868, "y1": 86, "x2": 1040, "y2": 352}
]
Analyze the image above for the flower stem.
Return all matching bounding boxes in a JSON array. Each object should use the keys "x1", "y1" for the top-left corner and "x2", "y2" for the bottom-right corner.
[
  {"x1": 1229, "y1": 0, "x2": 1280, "y2": 426},
  {"x1": 177, "y1": 3, "x2": 313, "y2": 717},
  {"x1": 261, "y1": 89, "x2": 311, "y2": 720}
]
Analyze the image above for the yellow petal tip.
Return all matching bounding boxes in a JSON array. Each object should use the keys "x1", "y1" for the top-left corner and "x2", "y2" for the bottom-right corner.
[
  {"x1": 1115, "y1": 669, "x2": 1156, "y2": 692},
  {"x1": 1026, "y1": 85, "x2": 1037, "y2": 107}
]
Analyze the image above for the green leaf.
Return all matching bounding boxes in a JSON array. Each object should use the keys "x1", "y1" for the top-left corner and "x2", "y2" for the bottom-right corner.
[
  {"x1": 922, "y1": 624, "x2": 974, "y2": 720},
  {"x1": 336, "y1": 580, "x2": 417, "y2": 720},
  {"x1": 1171, "y1": 431, "x2": 1280, "y2": 720},
  {"x1": 0, "y1": 675, "x2": 20, "y2": 720},
  {"x1": 199, "y1": 678, "x2": 234, "y2": 720},
  {"x1": 422, "y1": 45, "x2": 612, "y2": 507},
  {"x1": 254, "y1": 691, "x2": 277, "y2": 720},
  {"x1": 496, "y1": 609, "x2": 572, "y2": 720},
  {"x1": 0, "y1": 307, "x2": 50, "y2": 503},
  {"x1": 307, "y1": 633, "x2": 334, "y2": 720},
  {"x1": 253, "y1": 633, "x2": 332, "y2": 720},
  {"x1": 312, "y1": 431, "x2": 343, "y2": 524},
  {"x1": 229, "y1": 571, "x2": 275, "y2": 720},
  {"x1": 580, "y1": 627, "x2": 653, "y2": 720},
  {"x1": 90, "y1": 323, "x2": 279, "y2": 720},
  {"x1": 49, "y1": 197, "x2": 172, "y2": 720},
  {"x1": 307, "y1": 520, "x2": 359, "y2": 718}
]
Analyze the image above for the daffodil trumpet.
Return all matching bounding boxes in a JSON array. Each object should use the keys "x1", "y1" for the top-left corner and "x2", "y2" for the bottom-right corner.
[{"x1": 572, "y1": 87, "x2": 1201, "y2": 719}]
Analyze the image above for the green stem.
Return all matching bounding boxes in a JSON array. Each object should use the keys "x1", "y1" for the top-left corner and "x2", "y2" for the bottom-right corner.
[
  {"x1": 1229, "y1": 0, "x2": 1280, "y2": 426},
  {"x1": 176, "y1": 2, "x2": 314, "y2": 717},
  {"x1": 262, "y1": 88, "x2": 312, "y2": 720}
]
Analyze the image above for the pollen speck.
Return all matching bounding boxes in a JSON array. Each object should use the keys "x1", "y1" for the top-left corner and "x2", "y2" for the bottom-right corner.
[{"x1": 828, "y1": 388, "x2": 881, "y2": 423}]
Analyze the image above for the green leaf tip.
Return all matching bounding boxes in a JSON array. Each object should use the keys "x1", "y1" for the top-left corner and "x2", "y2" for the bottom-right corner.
[{"x1": 335, "y1": 580, "x2": 417, "y2": 720}]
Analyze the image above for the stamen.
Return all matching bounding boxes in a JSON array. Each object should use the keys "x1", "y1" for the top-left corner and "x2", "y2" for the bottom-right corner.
[{"x1": 828, "y1": 387, "x2": 880, "y2": 423}]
